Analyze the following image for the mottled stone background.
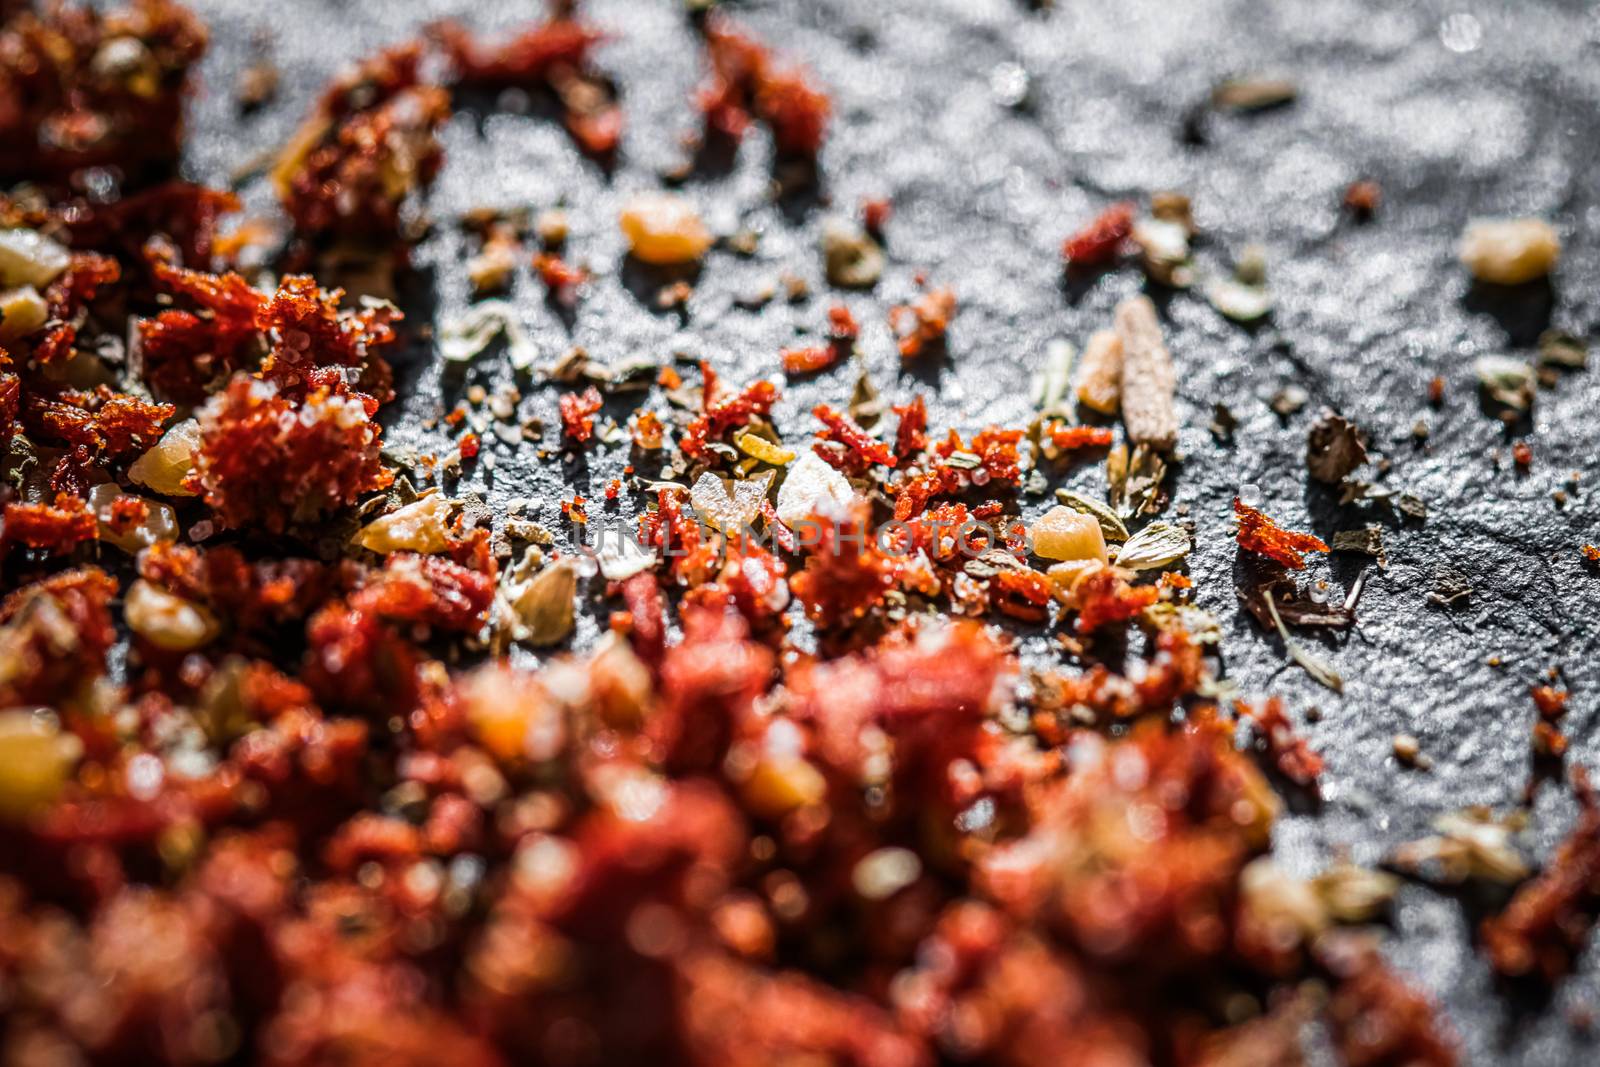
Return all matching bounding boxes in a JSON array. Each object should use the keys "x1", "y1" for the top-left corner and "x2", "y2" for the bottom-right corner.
[{"x1": 180, "y1": 1, "x2": 1600, "y2": 1061}]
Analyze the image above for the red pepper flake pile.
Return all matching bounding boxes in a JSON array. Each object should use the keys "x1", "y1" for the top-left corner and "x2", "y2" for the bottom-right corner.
[
  {"x1": 0, "y1": 7, "x2": 1479, "y2": 1067},
  {"x1": 1234, "y1": 497, "x2": 1330, "y2": 570},
  {"x1": 1062, "y1": 201, "x2": 1135, "y2": 267},
  {"x1": 271, "y1": 43, "x2": 449, "y2": 248}
]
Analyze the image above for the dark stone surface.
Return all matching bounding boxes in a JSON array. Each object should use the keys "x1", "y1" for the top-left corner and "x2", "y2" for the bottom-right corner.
[{"x1": 178, "y1": 1, "x2": 1600, "y2": 1061}]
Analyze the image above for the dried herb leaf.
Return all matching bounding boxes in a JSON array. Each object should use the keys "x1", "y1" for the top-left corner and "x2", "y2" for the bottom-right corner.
[
  {"x1": 1113, "y1": 520, "x2": 1191, "y2": 570},
  {"x1": 1053, "y1": 488, "x2": 1129, "y2": 542},
  {"x1": 1331, "y1": 526, "x2": 1386, "y2": 569},
  {"x1": 1143, "y1": 601, "x2": 1223, "y2": 645},
  {"x1": 1474, "y1": 355, "x2": 1536, "y2": 413},
  {"x1": 1306, "y1": 409, "x2": 1368, "y2": 485},
  {"x1": 1269, "y1": 385, "x2": 1308, "y2": 417},
  {"x1": 1239, "y1": 565, "x2": 1355, "y2": 631},
  {"x1": 849, "y1": 369, "x2": 886, "y2": 427},
  {"x1": 1311, "y1": 863, "x2": 1400, "y2": 924},
  {"x1": 1538, "y1": 329, "x2": 1588, "y2": 369},
  {"x1": 439, "y1": 300, "x2": 537, "y2": 369},
  {"x1": 1032, "y1": 339, "x2": 1076, "y2": 416},
  {"x1": 822, "y1": 220, "x2": 884, "y2": 289},
  {"x1": 1209, "y1": 403, "x2": 1238, "y2": 442},
  {"x1": 963, "y1": 548, "x2": 1025, "y2": 580},
  {"x1": 501, "y1": 553, "x2": 576, "y2": 647}
]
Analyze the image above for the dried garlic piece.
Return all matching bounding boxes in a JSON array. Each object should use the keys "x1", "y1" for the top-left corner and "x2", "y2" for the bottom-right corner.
[
  {"x1": 1074, "y1": 329, "x2": 1123, "y2": 415},
  {"x1": 596, "y1": 533, "x2": 655, "y2": 581},
  {"x1": 124, "y1": 579, "x2": 220, "y2": 652},
  {"x1": 1032, "y1": 505, "x2": 1108, "y2": 563},
  {"x1": 0, "y1": 228, "x2": 72, "y2": 289},
  {"x1": 776, "y1": 449, "x2": 855, "y2": 527},
  {"x1": 356, "y1": 494, "x2": 456, "y2": 555},
  {"x1": 1459, "y1": 218, "x2": 1559, "y2": 285},
  {"x1": 620, "y1": 192, "x2": 712, "y2": 265},
  {"x1": 0, "y1": 711, "x2": 82, "y2": 822},
  {"x1": 690, "y1": 470, "x2": 774, "y2": 535},
  {"x1": 1114, "y1": 295, "x2": 1178, "y2": 450},
  {"x1": 0, "y1": 286, "x2": 48, "y2": 341},
  {"x1": 128, "y1": 418, "x2": 202, "y2": 497}
]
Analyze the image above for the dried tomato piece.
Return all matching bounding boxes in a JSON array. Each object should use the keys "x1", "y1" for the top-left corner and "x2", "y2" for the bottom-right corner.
[
  {"x1": 1234, "y1": 498, "x2": 1329, "y2": 570},
  {"x1": 991, "y1": 566, "x2": 1053, "y2": 622},
  {"x1": 140, "y1": 542, "x2": 340, "y2": 635},
  {"x1": 2, "y1": 492, "x2": 97, "y2": 554},
  {"x1": 813, "y1": 403, "x2": 895, "y2": 472},
  {"x1": 257, "y1": 273, "x2": 399, "y2": 398},
  {"x1": 890, "y1": 287, "x2": 957, "y2": 360},
  {"x1": 781, "y1": 344, "x2": 836, "y2": 375},
  {"x1": 1062, "y1": 202, "x2": 1134, "y2": 267},
  {"x1": 533, "y1": 251, "x2": 589, "y2": 301},
  {"x1": 191, "y1": 375, "x2": 392, "y2": 533},
  {"x1": 559, "y1": 386, "x2": 604, "y2": 444},
  {"x1": 23, "y1": 386, "x2": 173, "y2": 457}
]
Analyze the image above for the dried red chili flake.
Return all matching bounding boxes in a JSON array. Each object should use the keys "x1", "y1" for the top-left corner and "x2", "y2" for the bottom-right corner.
[
  {"x1": 781, "y1": 344, "x2": 837, "y2": 375},
  {"x1": 1343, "y1": 179, "x2": 1382, "y2": 218},
  {"x1": 2, "y1": 492, "x2": 98, "y2": 554},
  {"x1": 991, "y1": 566, "x2": 1054, "y2": 622},
  {"x1": 432, "y1": 14, "x2": 622, "y2": 157},
  {"x1": 604, "y1": 478, "x2": 621, "y2": 501},
  {"x1": 632, "y1": 409, "x2": 665, "y2": 450},
  {"x1": 44, "y1": 251, "x2": 120, "y2": 322},
  {"x1": 458, "y1": 431, "x2": 481, "y2": 461},
  {"x1": 686, "y1": 539, "x2": 790, "y2": 629},
  {"x1": 257, "y1": 273, "x2": 399, "y2": 399},
  {"x1": 1583, "y1": 544, "x2": 1600, "y2": 564},
  {"x1": 0, "y1": 566, "x2": 117, "y2": 707},
  {"x1": 1512, "y1": 440, "x2": 1533, "y2": 470},
  {"x1": 1427, "y1": 375, "x2": 1445, "y2": 407},
  {"x1": 140, "y1": 542, "x2": 339, "y2": 635},
  {"x1": 1072, "y1": 565, "x2": 1159, "y2": 634},
  {"x1": 890, "y1": 287, "x2": 957, "y2": 360},
  {"x1": 559, "y1": 385, "x2": 604, "y2": 444},
  {"x1": 533, "y1": 251, "x2": 589, "y2": 301},
  {"x1": 0, "y1": 0, "x2": 209, "y2": 183},
  {"x1": 861, "y1": 197, "x2": 892, "y2": 236},
  {"x1": 1483, "y1": 767, "x2": 1600, "y2": 982},
  {"x1": 813, "y1": 403, "x2": 896, "y2": 472},
  {"x1": 619, "y1": 570, "x2": 666, "y2": 666},
  {"x1": 789, "y1": 501, "x2": 897, "y2": 626},
  {"x1": 893, "y1": 396, "x2": 928, "y2": 462},
  {"x1": 1061, "y1": 201, "x2": 1134, "y2": 267},
  {"x1": 680, "y1": 372, "x2": 779, "y2": 460},
  {"x1": 698, "y1": 16, "x2": 831, "y2": 158},
  {"x1": 302, "y1": 601, "x2": 420, "y2": 720},
  {"x1": 826, "y1": 303, "x2": 859, "y2": 342},
  {"x1": 640, "y1": 487, "x2": 714, "y2": 586},
  {"x1": 562, "y1": 494, "x2": 588, "y2": 523},
  {"x1": 23, "y1": 386, "x2": 174, "y2": 457},
  {"x1": 272, "y1": 43, "x2": 449, "y2": 247},
  {"x1": 1050, "y1": 424, "x2": 1115, "y2": 451},
  {"x1": 1234, "y1": 498, "x2": 1329, "y2": 570},
  {"x1": 1533, "y1": 684, "x2": 1570, "y2": 722},
  {"x1": 1318, "y1": 934, "x2": 1459, "y2": 1067},
  {"x1": 352, "y1": 553, "x2": 495, "y2": 634},
  {"x1": 191, "y1": 375, "x2": 392, "y2": 533},
  {"x1": 658, "y1": 365, "x2": 682, "y2": 389},
  {"x1": 51, "y1": 181, "x2": 239, "y2": 272},
  {"x1": 1236, "y1": 696, "x2": 1324, "y2": 787}
]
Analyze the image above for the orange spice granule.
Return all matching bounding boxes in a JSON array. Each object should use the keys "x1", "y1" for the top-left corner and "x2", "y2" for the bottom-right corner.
[
  {"x1": 458, "y1": 432, "x2": 481, "y2": 461},
  {"x1": 890, "y1": 287, "x2": 957, "y2": 360},
  {"x1": 559, "y1": 386, "x2": 604, "y2": 444},
  {"x1": 1050, "y1": 425, "x2": 1114, "y2": 450},
  {"x1": 1234, "y1": 498, "x2": 1329, "y2": 570}
]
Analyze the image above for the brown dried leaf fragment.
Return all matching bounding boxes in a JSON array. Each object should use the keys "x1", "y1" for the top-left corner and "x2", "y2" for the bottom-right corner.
[
  {"x1": 1113, "y1": 295, "x2": 1177, "y2": 450},
  {"x1": 1307, "y1": 408, "x2": 1368, "y2": 484}
]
